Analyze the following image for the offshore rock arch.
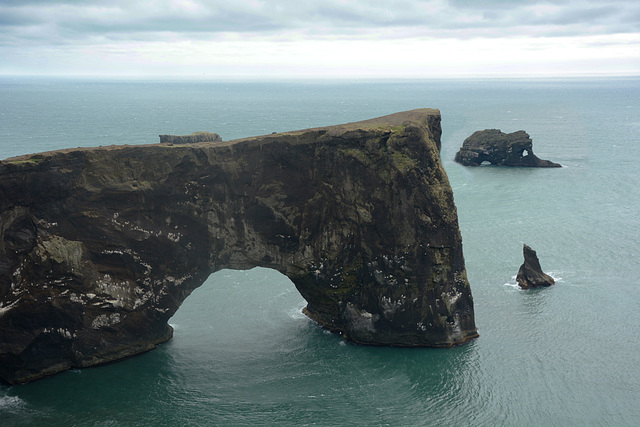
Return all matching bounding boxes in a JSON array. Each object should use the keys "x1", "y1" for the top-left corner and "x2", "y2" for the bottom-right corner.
[{"x1": 0, "y1": 109, "x2": 477, "y2": 384}]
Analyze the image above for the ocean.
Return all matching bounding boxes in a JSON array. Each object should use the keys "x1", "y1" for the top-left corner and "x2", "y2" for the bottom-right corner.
[{"x1": 1, "y1": 76, "x2": 639, "y2": 426}]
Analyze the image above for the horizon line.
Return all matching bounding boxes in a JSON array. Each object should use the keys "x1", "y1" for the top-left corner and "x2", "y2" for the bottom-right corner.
[{"x1": 1, "y1": 72, "x2": 639, "y2": 81}]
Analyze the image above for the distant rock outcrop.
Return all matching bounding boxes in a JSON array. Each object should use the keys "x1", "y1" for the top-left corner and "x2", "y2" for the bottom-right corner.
[
  {"x1": 0, "y1": 109, "x2": 478, "y2": 384},
  {"x1": 159, "y1": 131, "x2": 222, "y2": 144},
  {"x1": 516, "y1": 244, "x2": 555, "y2": 289},
  {"x1": 454, "y1": 129, "x2": 561, "y2": 167}
]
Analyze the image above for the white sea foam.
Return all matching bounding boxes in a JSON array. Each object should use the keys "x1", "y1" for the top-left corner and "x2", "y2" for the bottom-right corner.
[
  {"x1": 547, "y1": 272, "x2": 563, "y2": 282},
  {"x1": 503, "y1": 272, "x2": 562, "y2": 288},
  {"x1": 0, "y1": 395, "x2": 26, "y2": 411},
  {"x1": 287, "y1": 304, "x2": 308, "y2": 320},
  {"x1": 504, "y1": 275, "x2": 520, "y2": 288}
]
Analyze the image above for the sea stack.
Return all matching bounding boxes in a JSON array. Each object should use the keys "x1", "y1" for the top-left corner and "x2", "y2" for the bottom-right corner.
[
  {"x1": 454, "y1": 129, "x2": 561, "y2": 167},
  {"x1": 0, "y1": 109, "x2": 478, "y2": 384},
  {"x1": 516, "y1": 244, "x2": 555, "y2": 289}
]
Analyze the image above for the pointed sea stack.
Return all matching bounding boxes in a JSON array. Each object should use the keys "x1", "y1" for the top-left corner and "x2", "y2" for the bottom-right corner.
[
  {"x1": 454, "y1": 129, "x2": 561, "y2": 167},
  {"x1": 516, "y1": 244, "x2": 555, "y2": 289}
]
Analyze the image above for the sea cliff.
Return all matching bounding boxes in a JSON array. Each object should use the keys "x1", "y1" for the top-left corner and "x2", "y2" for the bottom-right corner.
[{"x1": 0, "y1": 109, "x2": 477, "y2": 384}]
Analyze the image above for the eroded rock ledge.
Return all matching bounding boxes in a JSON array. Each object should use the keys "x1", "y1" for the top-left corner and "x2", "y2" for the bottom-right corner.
[{"x1": 0, "y1": 109, "x2": 477, "y2": 384}]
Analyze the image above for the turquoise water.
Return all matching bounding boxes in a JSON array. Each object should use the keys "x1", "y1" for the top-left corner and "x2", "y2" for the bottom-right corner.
[{"x1": 1, "y1": 77, "x2": 640, "y2": 426}]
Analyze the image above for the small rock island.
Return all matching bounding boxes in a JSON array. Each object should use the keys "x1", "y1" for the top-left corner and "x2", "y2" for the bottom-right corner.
[
  {"x1": 159, "y1": 131, "x2": 222, "y2": 144},
  {"x1": 0, "y1": 109, "x2": 478, "y2": 384},
  {"x1": 516, "y1": 244, "x2": 556, "y2": 289},
  {"x1": 454, "y1": 129, "x2": 561, "y2": 167}
]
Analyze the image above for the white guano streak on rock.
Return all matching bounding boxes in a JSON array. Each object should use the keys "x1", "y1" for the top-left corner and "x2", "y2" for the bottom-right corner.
[
  {"x1": 91, "y1": 313, "x2": 121, "y2": 329},
  {"x1": 0, "y1": 300, "x2": 19, "y2": 318}
]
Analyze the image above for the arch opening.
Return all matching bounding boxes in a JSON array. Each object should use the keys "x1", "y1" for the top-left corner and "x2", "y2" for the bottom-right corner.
[{"x1": 168, "y1": 268, "x2": 312, "y2": 351}]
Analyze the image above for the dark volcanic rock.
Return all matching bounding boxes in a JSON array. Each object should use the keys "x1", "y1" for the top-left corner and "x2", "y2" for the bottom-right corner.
[
  {"x1": 454, "y1": 129, "x2": 561, "y2": 167},
  {"x1": 516, "y1": 244, "x2": 555, "y2": 289},
  {"x1": 0, "y1": 109, "x2": 478, "y2": 384},
  {"x1": 159, "y1": 131, "x2": 222, "y2": 144}
]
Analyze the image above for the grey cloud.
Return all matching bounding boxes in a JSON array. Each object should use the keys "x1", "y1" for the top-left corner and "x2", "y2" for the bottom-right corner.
[
  {"x1": 0, "y1": 9, "x2": 41, "y2": 27},
  {"x1": 66, "y1": 10, "x2": 281, "y2": 36},
  {"x1": 310, "y1": 4, "x2": 427, "y2": 28},
  {"x1": 0, "y1": 0, "x2": 638, "y2": 47},
  {"x1": 517, "y1": 5, "x2": 619, "y2": 26}
]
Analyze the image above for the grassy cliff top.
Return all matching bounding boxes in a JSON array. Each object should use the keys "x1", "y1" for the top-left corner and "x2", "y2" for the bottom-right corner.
[{"x1": 2, "y1": 109, "x2": 440, "y2": 163}]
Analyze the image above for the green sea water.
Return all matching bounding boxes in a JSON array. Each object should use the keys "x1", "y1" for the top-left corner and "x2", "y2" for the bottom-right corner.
[{"x1": 1, "y1": 77, "x2": 639, "y2": 426}]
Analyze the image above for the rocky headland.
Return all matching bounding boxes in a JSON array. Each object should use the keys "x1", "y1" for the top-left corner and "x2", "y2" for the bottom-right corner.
[
  {"x1": 0, "y1": 109, "x2": 478, "y2": 384},
  {"x1": 454, "y1": 129, "x2": 561, "y2": 167}
]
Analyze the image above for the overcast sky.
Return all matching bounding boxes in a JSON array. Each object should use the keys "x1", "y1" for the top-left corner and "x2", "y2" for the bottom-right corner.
[{"x1": 1, "y1": 0, "x2": 639, "y2": 78}]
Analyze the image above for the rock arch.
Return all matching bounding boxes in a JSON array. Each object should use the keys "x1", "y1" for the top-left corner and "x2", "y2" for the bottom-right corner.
[
  {"x1": 0, "y1": 109, "x2": 477, "y2": 384},
  {"x1": 454, "y1": 129, "x2": 561, "y2": 167},
  {"x1": 169, "y1": 267, "x2": 308, "y2": 338}
]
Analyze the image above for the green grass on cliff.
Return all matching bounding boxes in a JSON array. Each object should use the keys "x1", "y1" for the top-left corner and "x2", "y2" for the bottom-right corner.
[{"x1": 7, "y1": 157, "x2": 43, "y2": 165}]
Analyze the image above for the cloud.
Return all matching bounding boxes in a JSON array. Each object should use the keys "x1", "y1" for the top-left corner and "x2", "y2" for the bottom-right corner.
[
  {"x1": 2, "y1": 0, "x2": 639, "y2": 43},
  {"x1": 0, "y1": 0, "x2": 638, "y2": 76}
]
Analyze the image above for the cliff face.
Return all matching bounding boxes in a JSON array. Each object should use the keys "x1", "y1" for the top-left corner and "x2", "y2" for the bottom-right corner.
[
  {"x1": 454, "y1": 129, "x2": 561, "y2": 167},
  {"x1": 0, "y1": 109, "x2": 477, "y2": 384}
]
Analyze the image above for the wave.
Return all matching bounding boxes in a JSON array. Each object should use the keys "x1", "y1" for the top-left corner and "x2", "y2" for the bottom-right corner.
[
  {"x1": 0, "y1": 395, "x2": 26, "y2": 411},
  {"x1": 503, "y1": 272, "x2": 563, "y2": 288},
  {"x1": 287, "y1": 304, "x2": 308, "y2": 320},
  {"x1": 547, "y1": 272, "x2": 563, "y2": 282}
]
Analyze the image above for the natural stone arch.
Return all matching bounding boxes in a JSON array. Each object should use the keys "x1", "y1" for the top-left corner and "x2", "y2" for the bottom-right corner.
[
  {"x1": 454, "y1": 129, "x2": 561, "y2": 167},
  {"x1": 168, "y1": 267, "x2": 308, "y2": 341},
  {"x1": 0, "y1": 109, "x2": 477, "y2": 384}
]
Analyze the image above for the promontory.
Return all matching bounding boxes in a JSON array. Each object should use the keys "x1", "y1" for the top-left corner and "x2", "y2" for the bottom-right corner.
[{"x1": 0, "y1": 109, "x2": 478, "y2": 384}]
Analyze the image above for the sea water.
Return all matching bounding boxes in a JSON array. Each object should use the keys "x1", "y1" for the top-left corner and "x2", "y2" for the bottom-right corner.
[{"x1": 1, "y1": 76, "x2": 639, "y2": 426}]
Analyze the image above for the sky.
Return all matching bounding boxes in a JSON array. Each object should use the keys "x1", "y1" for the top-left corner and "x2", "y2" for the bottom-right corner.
[{"x1": 0, "y1": 0, "x2": 639, "y2": 78}]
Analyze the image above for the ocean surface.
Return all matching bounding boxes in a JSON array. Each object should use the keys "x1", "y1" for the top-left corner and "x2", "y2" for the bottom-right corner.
[{"x1": 1, "y1": 76, "x2": 639, "y2": 426}]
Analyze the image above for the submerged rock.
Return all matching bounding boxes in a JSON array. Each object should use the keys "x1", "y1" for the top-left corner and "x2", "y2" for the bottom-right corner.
[
  {"x1": 0, "y1": 109, "x2": 478, "y2": 384},
  {"x1": 516, "y1": 244, "x2": 555, "y2": 289},
  {"x1": 454, "y1": 129, "x2": 561, "y2": 167}
]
